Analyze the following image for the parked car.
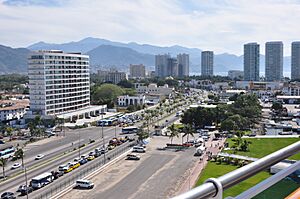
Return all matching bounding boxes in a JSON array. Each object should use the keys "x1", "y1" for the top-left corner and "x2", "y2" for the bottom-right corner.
[
  {"x1": 58, "y1": 165, "x2": 66, "y2": 172},
  {"x1": 132, "y1": 146, "x2": 146, "y2": 153},
  {"x1": 1, "y1": 192, "x2": 16, "y2": 199},
  {"x1": 100, "y1": 148, "x2": 108, "y2": 154},
  {"x1": 75, "y1": 179, "x2": 94, "y2": 189},
  {"x1": 87, "y1": 155, "x2": 95, "y2": 161},
  {"x1": 17, "y1": 185, "x2": 33, "y2": 195},
  {"x1": 17, "y1": 185, "x2": 26, "y2": 192},
  {"x1": 126, "y1": 154, "x2": 140, "y2": 160},
  {"x1": 79, "y1": 158, "x2": 88, "y2": 165},
  {"x1": 108, "y1": 145, "x2": 115, "y2": 150},
  {"x1": 35, "y1": 154, "x2": 44, "y2": 160},
  {"x1": 51, "y1": 170, "x2": 64, "y2": 179},
  {"x1": 63, "y1": 165, "x2": 73, "y2": 173},
  {"x1": 11, "y1": 163, "x2": 21, "y2": 170}
]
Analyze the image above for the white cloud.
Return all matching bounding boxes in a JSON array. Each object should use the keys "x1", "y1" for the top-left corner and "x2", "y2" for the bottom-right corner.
[{"x1": 0, "y1": 0, "x2": 300, "y2": 55}]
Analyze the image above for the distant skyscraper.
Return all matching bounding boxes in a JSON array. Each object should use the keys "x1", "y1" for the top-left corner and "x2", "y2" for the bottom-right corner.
[
  {"x1": 201, "y1": 51, "x2": 214, "y2": 76},
  {"x1": 265, "y1": 41, "x2": 283, "y2": 81},
  {"x1": 167, "y1": 57, "x2": 178, "y2": 77},
  {"x1": 155, "y1": 54, "x2": 170, "y2": 77},
  {"x1": 291, "y1": 42, "x2": 300, "y2": 80},
  {"x1": 244, "y1": 42, "x2": 260, "y2": 81},
  {"x1": 177, "y1": 53, "x2": 189, "y2": 77},
  {"x1": 129, "y1": 64, "x2": 146, "y2": 78}
]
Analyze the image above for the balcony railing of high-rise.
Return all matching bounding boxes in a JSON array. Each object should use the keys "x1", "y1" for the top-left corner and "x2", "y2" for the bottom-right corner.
[{"x1": 172, "y1": 141, "x2": 300, "y2": 199}]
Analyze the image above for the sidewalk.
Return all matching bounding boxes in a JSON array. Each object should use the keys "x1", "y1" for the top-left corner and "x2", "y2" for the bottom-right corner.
[{"x1": 177, "y1": 137, "x2": 226, "y2": 194}]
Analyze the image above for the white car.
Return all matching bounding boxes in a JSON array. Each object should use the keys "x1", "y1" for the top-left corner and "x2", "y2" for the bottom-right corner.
[
  {"x1": 11, "y1": 163, "x2": 21, "y2": 169},
  {"x1": 75, "y1": 179, "x2": 94, "y2": 189},
  {"x1": 35, "y1": 154, "x2": 44, "y2": 160}
]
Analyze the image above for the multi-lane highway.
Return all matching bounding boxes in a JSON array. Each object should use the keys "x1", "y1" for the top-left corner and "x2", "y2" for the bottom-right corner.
[
  {"x1": 0, "y1": 125, "x2": 125, "y2": 194},
  {"x1": 0, "y1": 90, "x2": 203, "y2": 198}
]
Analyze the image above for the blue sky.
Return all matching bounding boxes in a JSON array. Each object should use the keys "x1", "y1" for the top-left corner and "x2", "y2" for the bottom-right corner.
[{"x1": 0, "y1": 0, "x2": 300, "y2": 55}]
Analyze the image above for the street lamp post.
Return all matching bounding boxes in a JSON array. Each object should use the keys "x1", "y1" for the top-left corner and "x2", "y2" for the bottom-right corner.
[
  {"x1": 24, "y1": 166, "x2": 28, "y2": 199},
  {"x1": 114, "y1": 124, "x2": 117, "y2": 138},
  {"x1": 100, "y1": 111, "x2": 106, "y2": 163},
  {"x1": 78, "y1": 131, "x2": 81, "y2": 159}
]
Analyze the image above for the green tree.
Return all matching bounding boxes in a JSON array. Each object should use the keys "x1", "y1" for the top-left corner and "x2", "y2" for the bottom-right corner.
[
  {"x1": 220, "y1": 114, "x2": 247, "y2": 132},
  {"x1": 181, "y1": 124, "x2": 195, "y2": 143},
  {"x1": 232, "y1": 135, "x2": 252, "y2": 152},
  {"x1": 272, "y1": 102, "x2": 283, "y2": 112},
  {"x1": 0, "y1": 158, "x2": 7, "y2": 179},
  {"x1": 117, "y1": 79, "x2": 134, "y2": 88},
  {"x1": 137, "y1": 129, "x2": 149, "y2": 143},
  {"x1": 5, "y1": 127, "x2": 13, "y2": 141},
  {"x1": 91, "y1": 84, "x2": 124, "y2": 108},
  {"x1": 14, "y1": 148, "x2": 24, "y2": 167},
  {"x1": 168, "y1": 124, "x2": 179, "y2": 144},
  {"x1": 123, "y1": 88, "x2": 137, "y2": 96}
]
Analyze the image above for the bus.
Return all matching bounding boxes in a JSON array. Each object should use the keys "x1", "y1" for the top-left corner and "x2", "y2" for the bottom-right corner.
[
  {"x1": 121, "y1": 126, "x2": 139, "y2": 134},
  {"x1": 98, "y1": 118, "x2": 118, "y2": 126},
  {"x1": 31, "y1": 172, "x2": 54, "y2": 189},
  {"x1": 0, "y1": 144, "x2": 16, "y2": 159}
]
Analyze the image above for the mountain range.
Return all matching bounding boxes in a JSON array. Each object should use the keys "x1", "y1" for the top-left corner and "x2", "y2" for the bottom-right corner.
[{"x1": 0, "y1": 37, "x2": 292, "y2": 76}]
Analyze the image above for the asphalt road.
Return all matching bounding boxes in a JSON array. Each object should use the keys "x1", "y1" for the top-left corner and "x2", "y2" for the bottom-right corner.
[
  {"x1": 0, "y1": 112, "x2": 181, "y2": 197},
  {"x1": 91, "y1": 154, "x2": 174, "y2": 199},
  {"x1": 3, "y1": 126, "x2": 122, "y2": 176},
  {"x1": 0, "y1": 126, "x2": 125, "y2": 194},
  {"x1": 0, "y1": 93, "x2": 198, "y2": 198}
]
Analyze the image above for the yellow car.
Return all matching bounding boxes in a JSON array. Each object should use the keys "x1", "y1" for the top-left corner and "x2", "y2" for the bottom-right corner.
[
  {"x1": 108, "y1": 145, "x2": 115, "y2": 150},
  {"x1": 72, "y1": 162, "x2": 80, "y2": 169},
  {"x1": 87, "y1": 155, "x2": 95, "y2": 161},
  {"x1": 63, "y1": 166, "x2": 73, "y2": 173}
]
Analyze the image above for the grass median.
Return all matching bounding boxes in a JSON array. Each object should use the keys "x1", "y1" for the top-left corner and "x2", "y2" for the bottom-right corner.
[{"x1": 225, "y1": 137, "x2": 300, "y2": 160}]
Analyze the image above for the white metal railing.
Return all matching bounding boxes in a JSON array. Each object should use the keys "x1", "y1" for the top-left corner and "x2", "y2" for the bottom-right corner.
[{"x1": 172, "y1": 141, "x2": 300, "y2": 199}]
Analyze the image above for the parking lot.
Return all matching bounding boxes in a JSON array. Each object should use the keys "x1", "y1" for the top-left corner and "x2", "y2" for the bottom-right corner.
[{"x1": 61, "y1": 135, "x2": 198, "y2": 199}]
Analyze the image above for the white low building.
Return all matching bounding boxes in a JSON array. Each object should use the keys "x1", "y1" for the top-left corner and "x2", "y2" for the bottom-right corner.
[
  {"x1": 283, "y1": 82, "x2": 300, "y2": 96},
  {"x1": 0, "y1": 99, "x2": 29, "y2": 124},
  {"x1": 135, "y1": 83, "x2": 174, "y2": 96},
  {"x1": 118, "y1": 95, "x2": 145, "y2": 107}
]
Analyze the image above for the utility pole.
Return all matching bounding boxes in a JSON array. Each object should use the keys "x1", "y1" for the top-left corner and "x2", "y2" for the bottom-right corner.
[
  {"x1": 24, "y1": 166, "x2": 28, "y2": 199},
  {"x1": 101, "y1": 111, "x2": 106, "y2": 163},
  {"x1": 114, "y1": 124, "x2": 117, "y2": 138},
  {"x1": 78, "y1": 131, "x2": 81, "y2": 159}
]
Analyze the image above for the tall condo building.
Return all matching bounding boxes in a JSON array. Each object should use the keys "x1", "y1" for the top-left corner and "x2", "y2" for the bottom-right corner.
[
  {"x1": 167, "y1": 58, "x2": 178, "y2": 77},
  {"x1": 155, "y1": 54, "x2": 170, "y2": 77},
  {"x1": 129, "y1": 64, "x2": 146, "y2": 79},
  {"x1": 291, "y1": 42, "x2": 300, "y2": 80},
  {"x1": 265, "y1": 41, "x2": 283, "y2": 81},
  {"x1": 177, "y1": 53, "x2": 189, "y2": 77},
  {"x1": 28, "y1": 50, "x2": 90, "y2": 116},
  {"x1": 244, "y1": 42, "x2": 260, "y2": 81},
  {"x1": 201, "y1": 51, "x2": 214, "y2": 76},
  {"x1": 97, "y1": 69, "x2": 127, "y2": 84}
]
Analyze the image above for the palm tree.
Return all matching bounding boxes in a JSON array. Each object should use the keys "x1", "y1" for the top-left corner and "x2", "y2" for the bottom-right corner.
[
  {"x1": 182, "y1": 124, "x2": 195, "y2": 143},
  {"x1": 5, "y1": 127, "x2": 13, "y2": 141},
  {"x1": 15, "y1": 148, "x2": 24, "y2": 168},
  {"x1": 168, "y1": 124, "x2": 179, "y2": 144},
  {"x1": 0, "y1": 158, "x2": 7, "y2": 179}
]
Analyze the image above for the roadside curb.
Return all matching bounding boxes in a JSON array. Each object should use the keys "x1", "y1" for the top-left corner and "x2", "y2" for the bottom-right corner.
[{"x1": 50, "y1": 148, "x2": 133, "y2": 199}]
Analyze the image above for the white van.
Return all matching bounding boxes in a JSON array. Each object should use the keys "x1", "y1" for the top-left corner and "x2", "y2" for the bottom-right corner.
[
  {"x1": 76, "y1": 179, "x2": 94, "y2": 189},
  {"x1": 132, "y1": 146, "x2": 146, "y2": 153}
]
